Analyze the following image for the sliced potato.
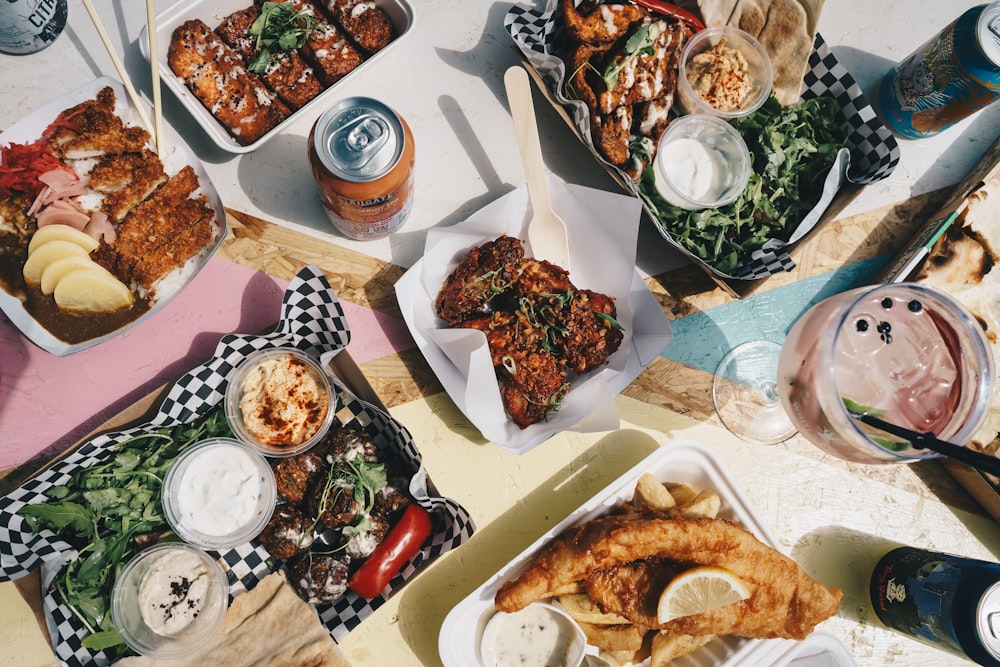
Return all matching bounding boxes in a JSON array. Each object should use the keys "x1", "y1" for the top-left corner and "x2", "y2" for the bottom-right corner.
[
  {"x1": 27, "y1": 224, "x2": 99, "y2": 256},
  {"x1": 53, "y1": 269, "x2": 133, "y2": 312},
  {"x1": 650, "y1": 632, "x2": 715, "y2": 667},
  {"x1": 577, "y1": 621, "x2": 646, "y2": 651},
  {"x1": 633, "y1": 473, "x2": 677, "y2": 511},
  {"x1": 22, "y1": 240, "x2": 89, "y2": 285},
  {"x1": 39, "y1": 256, "x2": 110, "y2": 295},
  {"x1": 677, "y1": 490, "x2": 722, "y2": 519}
]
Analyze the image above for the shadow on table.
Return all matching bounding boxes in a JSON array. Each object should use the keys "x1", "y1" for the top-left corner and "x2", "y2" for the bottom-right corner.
[{"x1": 393, "y1": 426, "x2": 662, "y2": 664}]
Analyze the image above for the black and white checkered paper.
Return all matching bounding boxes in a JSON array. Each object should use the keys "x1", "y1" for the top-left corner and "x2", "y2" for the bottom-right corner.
[
  {"x1": 505, "y1": 0, "x2": 901, "y2": 280},
  {"x1": 0, "y1": 265, "x2": 476, "y2": 666}
]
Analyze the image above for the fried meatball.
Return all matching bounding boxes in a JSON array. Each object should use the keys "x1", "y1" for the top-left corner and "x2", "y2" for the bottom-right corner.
[
  {"x1": 319, "y1": 427, "x2": 379, "y2": 464},
  {"x1": 308, "y1": 478, "x2": 360, "y2": 530},
  {"x1": 290, "y1": 553, "x2": 350, "y2": 604},
  {"x1": 273, "y1": 451, "x2": 325, "y2": 505},
  {"x1": 259, "y1": 505, "x2": 314, "y2": 559}
]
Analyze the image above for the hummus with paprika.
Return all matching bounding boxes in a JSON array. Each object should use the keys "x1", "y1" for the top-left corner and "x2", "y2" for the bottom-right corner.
[
  {"x1": 237, "y1": 352, "x2": 331, "y2": 449},
  {"x1": 686, "y1": 39, "x2": 754, "y2": 112}
]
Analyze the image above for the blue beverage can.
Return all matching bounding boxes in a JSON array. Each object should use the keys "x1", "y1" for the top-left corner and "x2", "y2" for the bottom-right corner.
[
  {"x1": 879, "y1": 2, "x2": 1000, "y2": 138},
  {"x1": 870, "y1": 546, "x2": 1000, "y2": 666}
]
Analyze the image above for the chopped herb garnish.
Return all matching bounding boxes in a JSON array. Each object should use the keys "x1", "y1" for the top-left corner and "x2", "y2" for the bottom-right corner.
[{"x1": 247, "y1": 1, "x2": 317, "y2": 74}]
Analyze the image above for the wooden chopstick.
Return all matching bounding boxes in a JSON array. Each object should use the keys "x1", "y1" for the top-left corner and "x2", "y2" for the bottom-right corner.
[
  {"x1": 80, "y1": 0, "x2": 157, "y2": 144},
  {"x1": 145, "y1": 0, "x2": 164, "y2": 155}
]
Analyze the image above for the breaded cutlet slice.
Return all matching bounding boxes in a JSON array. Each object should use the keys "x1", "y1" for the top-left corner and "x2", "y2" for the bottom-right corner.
[
  {"x1": 323, "y1": 0, "x2": 394, "y2": 54},
  {"x1": 268, "y1": 0, "x2": 363, "y2": 86},
  {"x1": 113, "y1": 165, "x2": 209, "y2": 280},
  {"x1": 87, "y1": 149, "x2": 168, "y2": 222},
  {"x1": 131, "y1": 209, "x2": 216, "y2": 289},
  {"x1": 47, "y1": 87, "x2": 150, "y2": 159},
  {"x1": 216, "y1": 6, "x2": 325, "y2": 110},
  {"x1": 168, "y1": 19, "x2": 291, "y2": 145}
]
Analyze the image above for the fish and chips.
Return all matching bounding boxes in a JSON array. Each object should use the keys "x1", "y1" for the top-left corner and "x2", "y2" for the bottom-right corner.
[{"x1": 493, "y1": 472, "x2": 842, "y2": 666}]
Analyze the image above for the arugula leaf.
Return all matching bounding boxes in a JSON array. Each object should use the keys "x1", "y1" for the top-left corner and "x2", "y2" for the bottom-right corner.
[
  {"x1": 19, "y1": 501, "x2": 93, "y2": 536},
  {"x1": 639, "y1": 95, "x2": 846, "y2": 273},
  {"x1": 248, "y1": 1, "x2": 317, "y2": 74}
]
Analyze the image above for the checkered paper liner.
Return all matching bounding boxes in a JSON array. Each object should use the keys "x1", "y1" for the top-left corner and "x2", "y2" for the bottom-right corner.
[
  {"x1": 504, "y1": 1, "x2": 901, "y2": 280},
  {"x1": 0, "y1": 265, "x2": 476, "y2": 667}
]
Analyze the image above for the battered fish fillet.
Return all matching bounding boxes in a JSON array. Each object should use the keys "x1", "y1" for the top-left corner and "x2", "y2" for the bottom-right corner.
[{"x1": 494, "y1": 516, "x2": 842, "y2": 641}]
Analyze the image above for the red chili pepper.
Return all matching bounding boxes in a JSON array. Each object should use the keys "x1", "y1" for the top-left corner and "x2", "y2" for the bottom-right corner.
[
  {"x1": 631, "y1": 0, "x2": 705, "y2": 31},
  {"x1": 348, "y1": 503, "x2": 433, "y2": 599}
]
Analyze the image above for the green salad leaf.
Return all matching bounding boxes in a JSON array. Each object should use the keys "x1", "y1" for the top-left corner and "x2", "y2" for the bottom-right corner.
[
  {"x1": 638, "y1": 95, "x2": 847, "y2": 273},
  {"x1": 247, "y1": 1, "x2": 317, "y2": 74},
  {"x1": 18, "y1": 407, "x2": 233, "y2": 655}
]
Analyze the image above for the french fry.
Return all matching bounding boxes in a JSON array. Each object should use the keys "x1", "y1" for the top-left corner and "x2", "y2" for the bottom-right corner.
[
  {"x1": 677, "y1": 489, "x2": 721, "y2": 519},
  {"x1": 650, "y1": 632, "x2": 716, "y2": 667},
  {"x1": 558, "y1": 594, "x2": 631, "y2": 625},
  {"x1": 633, "y1": 473, "x2": 677, "y2": 511},
  {"x1": 578, "y1": 621, "x2": 647, "y2": 651}
]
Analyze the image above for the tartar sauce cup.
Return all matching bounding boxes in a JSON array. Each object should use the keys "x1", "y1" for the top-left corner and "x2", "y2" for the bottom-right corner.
[
  {"x1": 111, "y1": 543, "x2": 228, "y2": 659},
  {"x1": 162, "y1": 437, "x2": 277, "y2": 550},
  {"x1": 224, "y1": 347, "x2": 337, "y2": 458},
  {"x1": 480, "y1": 602, "x2": 587, "y2": 667},
  {"x1": 652, "y1": 114, "x2": 751, "y2": 211},
  {"x1": 677, "y1": 25, "x2": 773, "y2": 119}
]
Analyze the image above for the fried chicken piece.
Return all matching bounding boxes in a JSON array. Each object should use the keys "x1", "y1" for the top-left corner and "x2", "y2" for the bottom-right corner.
[
  {"x1": 323, "y1": 0, "x2": 394, "y2": 54},
  {"x1": 513, "y1": 256, "x2": 574, "y2": 294},
  {"x1": 87, "y1": 150, "x2": 168, "y2": 222},
  {"x1": 462, "y1": 311, "x2": 569, "y2": 428},
  {"x1": 130, "y1": 209, "x2": 215, "y2": 289},
  {"x1": 168, "y1": 19, "x2": 291, "y2": 145},
  {"x1": 494, "y1": 516, "x2": 842, "y2": 641},
  {"x1": 47, "y1": 87, "x2": 150, "y2": 159},
  {"x1": 561, "y1": 0, "x2": 646, "y2": 46},
  {"x1": 597, "y1": 18, "x2": 687, "y2": 114},
  {"x1": 216, "y1": 6, "x2": 325, "y2": 111},
  {"x1": 559, "y1": 289, "x2": 623, "y2": 373},
  {"x1": 269, "y1": 0, "x2": 365, "y2": 87},
  {"x1": 436, "y1": 235, "x2": 525, "y2": 326}
]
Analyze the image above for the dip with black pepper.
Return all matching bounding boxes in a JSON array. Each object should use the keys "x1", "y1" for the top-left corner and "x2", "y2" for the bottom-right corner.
[{"x1": 137, "y1": 548, "x2": 212, "y2": 637}]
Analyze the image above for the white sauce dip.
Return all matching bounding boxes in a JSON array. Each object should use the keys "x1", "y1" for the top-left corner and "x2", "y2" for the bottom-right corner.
[
  {"x1": 482, "y1": 604, "x2": 583, "y2": 667},
  {"x1": 654, "y1": 136, "x2": 728, "y2": 208},
  {"x1": 175, "y1": 443, "x2": 263, "y2": 537},
  {"x1": 137, "y1": 549, "x2": 211, "y2": 637}
]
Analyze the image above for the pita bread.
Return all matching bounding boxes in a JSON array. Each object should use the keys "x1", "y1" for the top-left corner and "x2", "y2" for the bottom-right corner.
[
  {"x1": 698, "y1": 0, "x2": 825, "y2": 105},
  {"x1": 113, "y1": 572, "x2": 351, "y2": 667}
]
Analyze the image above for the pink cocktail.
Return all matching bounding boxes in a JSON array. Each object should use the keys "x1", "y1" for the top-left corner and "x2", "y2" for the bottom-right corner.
[{"x1": 777, "y1": 283, "x2": 993, "y2": 463}]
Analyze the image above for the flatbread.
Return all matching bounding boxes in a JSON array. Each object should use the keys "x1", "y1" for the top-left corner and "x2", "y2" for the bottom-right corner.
[
  {"x1": 113, "y1": 572, "x2": 351, "y2": 667},
  {"x1": 698, "y1": 0, "x2": 825, "y2": 106}
]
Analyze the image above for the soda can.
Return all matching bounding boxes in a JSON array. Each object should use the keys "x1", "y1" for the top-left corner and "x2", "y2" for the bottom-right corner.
[
  {"x1": 0, "y1": 0, "x2": 68, "y2": 55},
  {"x1": 878, "y1": 2, "x2": 1000, "y2": 138},
  {"x1": 870, "y1": 546, "x2": 1000, "y2": 666},
  {"x1": 308, "y1": 97, "x2": 415, "y2": 241}
]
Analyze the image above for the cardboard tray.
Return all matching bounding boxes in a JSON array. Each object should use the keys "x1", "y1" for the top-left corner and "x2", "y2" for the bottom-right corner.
[
  {"x1": 879, "y1": 133, "x2": 1000, "y2": 522},
  {"x1": 505, "y1": 1, "x2": 900, "y2": 297}
]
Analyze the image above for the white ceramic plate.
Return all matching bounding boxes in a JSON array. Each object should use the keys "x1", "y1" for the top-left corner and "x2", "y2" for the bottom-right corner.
[
  {"x1": 395, "y1": 179, "x2": 674, "y2": 454},
  {"x1": 141, "y1": 0, "x2": 416, "y2": 153},
  {"x1": 0, "y1": 77, "x2": 226, "y2": 356},
  {"x1": 438, "y1": 441, "x2": 854, "y2": 667}
]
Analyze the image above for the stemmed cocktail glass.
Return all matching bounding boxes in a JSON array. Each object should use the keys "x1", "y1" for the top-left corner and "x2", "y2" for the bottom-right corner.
[{"x1": 713, "y1": 282, "x2": 994, "y2": 464}]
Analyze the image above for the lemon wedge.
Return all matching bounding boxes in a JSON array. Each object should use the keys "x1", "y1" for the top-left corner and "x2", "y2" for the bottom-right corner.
[{"x1": 657, "y1": 566, "x2": 750, "y2": 624}]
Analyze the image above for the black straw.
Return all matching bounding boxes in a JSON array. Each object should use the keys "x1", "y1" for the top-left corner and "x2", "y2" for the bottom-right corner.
[{"x1": 855, "y1": 412, "x2": 1000, "y2": 477}]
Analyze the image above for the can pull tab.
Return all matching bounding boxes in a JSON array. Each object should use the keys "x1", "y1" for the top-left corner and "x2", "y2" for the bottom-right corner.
[{"x1": 329, "y1": 114, "x2": 390, "y2": 170}]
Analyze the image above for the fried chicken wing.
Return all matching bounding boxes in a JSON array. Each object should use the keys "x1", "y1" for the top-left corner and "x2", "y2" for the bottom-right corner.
[
  {"x1": 495, "y1": 516, "x2": 842, "y2": 641},
  {"x1": 435, "y1": 235, "x2": 525, "y2": 326},
  {"x1": 562, "y1": 0, "x2": 646, "y2": 45}
]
